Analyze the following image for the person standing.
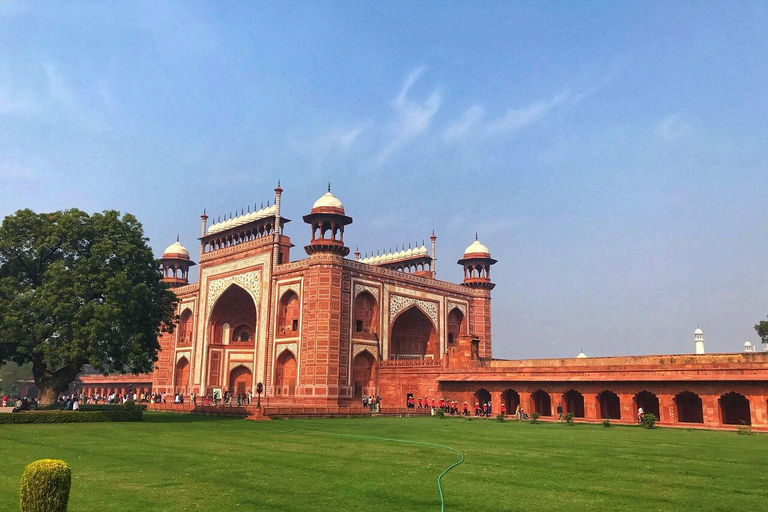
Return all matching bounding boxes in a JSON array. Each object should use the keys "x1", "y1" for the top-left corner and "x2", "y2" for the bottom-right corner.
[
  {"x1": 557, "y1": 402, "x2": 564, "y2": 422},
  {"x1": 637, "y1": 407, "x2": 644, "y2": 424},
  {"x1": 501, "y1": 402, "x2": 507, "y2": 416}
]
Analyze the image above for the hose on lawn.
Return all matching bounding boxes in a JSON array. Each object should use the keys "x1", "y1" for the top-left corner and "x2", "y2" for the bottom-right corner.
[{"x1": 309, "y1": 430, "x2": 465, "y2": 512}]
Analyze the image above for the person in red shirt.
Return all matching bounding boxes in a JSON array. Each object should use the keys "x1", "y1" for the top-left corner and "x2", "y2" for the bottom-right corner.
[
  {"x1": 462, "y1": 401, "x2": 468, "y2": 416},
  {"x1": 431, "y1": 398, "x2": 436, "y2": 409},
  {"x1": 438, "y1": 398, "x2": 444, "y2": 409},
  {"x1": 501, "y1": 402, "x2": 507, "y2": 416},
  {"x1": 474, "y1": 403, "x2": 480, "y2": 416},
  {"x1": 418, "y1": 397, "x2": 423, "y2": 408},
  {"x1": 483, "y1": 402, "x2": 489, "y2": 417}
]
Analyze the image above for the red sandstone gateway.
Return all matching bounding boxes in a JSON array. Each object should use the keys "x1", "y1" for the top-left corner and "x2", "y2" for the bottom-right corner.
[{"x1": 79, "y1": 185, "x2": 768, "y2": 430}]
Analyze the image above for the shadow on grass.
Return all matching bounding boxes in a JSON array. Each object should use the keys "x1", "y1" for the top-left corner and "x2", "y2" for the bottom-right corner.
[{"x1": 142, "y1": 412, "x2": 246, "y2": 424}]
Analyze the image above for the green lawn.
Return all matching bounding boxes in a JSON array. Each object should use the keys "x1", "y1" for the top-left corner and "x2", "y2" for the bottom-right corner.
[{"x1": 1, "y1": 413, "x2": 766, "y2": 511}]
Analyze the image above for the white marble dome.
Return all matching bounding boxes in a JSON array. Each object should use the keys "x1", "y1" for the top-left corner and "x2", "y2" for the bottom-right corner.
[
  {"x1": 464, "y1": 239, "x2": 490, "y2": 256},
  {"x1": 163, "y1": 240, "x2": 189, "y2": 258},
  {"x1": 312, "y1": 191, "x2": 344, "y2": 212}
]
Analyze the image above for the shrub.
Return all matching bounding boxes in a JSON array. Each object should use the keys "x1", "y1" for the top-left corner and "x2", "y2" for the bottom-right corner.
[
  {"x1": 642, "y1": 413, "x2": 657, "y2": 429},
  {"x1": 602, "y1": 418, "x2": 612, "y2": 428},
  {"x1": 19, "y1": 459, "x2": 71, "y2": 512},
  {"x1": 737, "y1": 420, "x2": 754, "y2": 435},
  {"x1": 530, "y1": 412, "x2": 540, "y2": 424},
  {"x1": 0, "y1": 410, "x2": 142, "y2": 424},
  {"x1": 564, "y1": 413, "x2": 574, "y2": 426},
  {"x1": 496, "y1": 413, "x2": 505, "y2": 422},
  {"x1": 436, "y1": 409, "x2": 445, "y2": 419},
  {"x1": 122, "y1": 400, "x2": 136, "y2": 411}
]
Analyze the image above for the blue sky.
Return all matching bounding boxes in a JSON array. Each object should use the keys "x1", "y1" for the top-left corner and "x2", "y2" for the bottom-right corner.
[{"x1": 1, "y1": 3, "x2": 766, "y2": 358}]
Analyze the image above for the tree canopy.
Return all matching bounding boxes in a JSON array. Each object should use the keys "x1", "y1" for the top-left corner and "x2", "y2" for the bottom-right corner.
[
  {"x1": 755, "y1": 317, "x2": 768, "y2": 346},
  {"x1": 0, "y1": 209, "x2": 178, "y2": 403}
]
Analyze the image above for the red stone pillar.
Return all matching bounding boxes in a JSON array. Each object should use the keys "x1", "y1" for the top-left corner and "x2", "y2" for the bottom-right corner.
[
  {"x1": 491, "y1": 390, "x2": 503, "y2": 415},
  {"x1": 620, "y1": 392, "x2": 634, "y2": 423},
  {"x1": 584, "y1": 390, "x2": 600, "y2": 421},
  {"x1": 519, "y1": 391, "x2": 531, "y2": 416},
  {"x1": 659, "y1": 393, "x2": 675, "y2": 424},
  {"x1": 702, "y1": 392, "x2": 720, "y2": 428}
]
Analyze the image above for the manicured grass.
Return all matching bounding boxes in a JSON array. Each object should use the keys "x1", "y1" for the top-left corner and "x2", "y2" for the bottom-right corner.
[{"x1": 1, "y1": 413, "x2": 766, "y2": 511}]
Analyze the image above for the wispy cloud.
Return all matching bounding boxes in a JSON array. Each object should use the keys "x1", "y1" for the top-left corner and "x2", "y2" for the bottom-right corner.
[
  {"x1": 443, "y1": 105, "x2": 485, "y2": 142},
  {"x1": 653, "y1": 113, "x2": 691, "y2": 142},
  {"x1": 376, "y1": 67, "x2": 442, "y2": 164},
  {"x1": 486, "y1": 91, "x2": 570, "y2": 134},
  {"x1": 0, "y1": 63, "x2": 112, "y2": 131}
]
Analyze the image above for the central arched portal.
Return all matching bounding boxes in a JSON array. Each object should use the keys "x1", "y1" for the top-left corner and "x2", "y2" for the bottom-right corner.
[
  {"x1": 209, "y1": 284, "x2": 257, "y2": 345},
  {"x1": 390, "y1": 306, "x2": 437, "y2": 360}
]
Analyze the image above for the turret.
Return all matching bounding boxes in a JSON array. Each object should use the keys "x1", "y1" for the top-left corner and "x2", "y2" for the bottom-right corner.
[
  {"x1": 457, "y1": 234, "x2": 497, "y2": 290},
  {"x1": 160, "y1": 236, "x2": 196, "y2": 287},
  {"x1": 694, "y1": 327, "x2": 705, "y2": 355},
  {"x1": 302, "y1": 184, "x2": 353, "y2": 257}
]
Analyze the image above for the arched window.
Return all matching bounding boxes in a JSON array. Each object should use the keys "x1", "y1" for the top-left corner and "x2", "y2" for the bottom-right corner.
[
  {"x1": 447, "y1": 308, "x2": 465, "y2": 344},
  {"x1": 277, "y1": 291, "x2": 300, "y2": 338},
  {"x1": 597, "y1": 390, "x2": 621, "y2": 419},
  {"x1": 674, "y1": 391, "x2": 703, "y2": 423},
  {"x1": 353, "y1": 292, "x2": 378, "y2": 338},
  {"x1": 502, "y1": 389, "x2": 520, "y2": 414},
  {"x1": 474, "y1": 388, "x2": 491, "y2": 406},
  {"x1": 563, "y1": 389, "x2": 585, "y2": 418},
  {"x1": 231, "y1": 323, "x2": 254, "y2": 343},
  {"x1": 634, "y1": 391, "x2": 660, "y2": 420},
  {"x1": 531, "y1": 389, "x2": 552, "y2": 416},
  {"x1": 719, "y1": 392, "x2": 751, "y2": 425},
  {"x1": 177, "y1": 309, "x2": 193, "y2": 345}
]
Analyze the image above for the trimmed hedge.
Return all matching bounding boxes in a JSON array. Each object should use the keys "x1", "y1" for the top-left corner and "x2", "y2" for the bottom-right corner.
[
  {"x1": 37, "y1": 403, "x2": 147, "y2": 412},
  {"x1": 0, "y1": 409, "x2": 142, "y2": 424},
  {"x1": 20, "y1": 459, "x2": 71, "y2": 512}
]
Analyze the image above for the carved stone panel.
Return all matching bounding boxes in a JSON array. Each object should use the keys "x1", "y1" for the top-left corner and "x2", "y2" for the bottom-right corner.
[{"x1": 389, "y1": 294, "x2": 438, "y2": 326}]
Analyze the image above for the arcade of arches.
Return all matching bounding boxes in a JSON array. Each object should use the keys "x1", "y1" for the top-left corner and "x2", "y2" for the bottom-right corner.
[
  {"x1": 390, "y1": 307, "x2": 438, "y2": 360},
  {"x1": 425, "y1": 383, "x2": 760, "y2": 429}
]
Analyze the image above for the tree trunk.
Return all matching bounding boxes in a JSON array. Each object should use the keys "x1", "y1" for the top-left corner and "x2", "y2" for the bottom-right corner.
[{"x1": 33, "y1": 358, "x2": 84, "y2": 406}]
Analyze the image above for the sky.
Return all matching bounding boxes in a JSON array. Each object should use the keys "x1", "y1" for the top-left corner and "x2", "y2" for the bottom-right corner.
[{"x1": 1, "y1": 2, "x2": 766, "y2": 359}]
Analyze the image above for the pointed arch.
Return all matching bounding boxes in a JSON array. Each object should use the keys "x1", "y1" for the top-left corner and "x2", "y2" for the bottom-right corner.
[
  {"x1": 352, "y1": 351, "x2": 377, "y2": 398},
  {"x1": 502, "y1": 388, "x2": 520, "y2": 414},
  {"x1": 353, "y1": 291, "x2": 379, "y2": 339},
  {"x1": 228, "y1": 365, "x2": 252, "y2": 396},
  {"x1": 563, "y1": 389, "x2": 585, "y2": 418},
  {"x1": 275, "y1": 350, "x2": 297, "y2": 396},
  {"x1": 531, "y1": 389, "x2": 552, "y2": 416},
  {"x1": 719, "y1": 392, "x2": 751, "y2": 425},
  {"x1": 634, "y1": 390, "x2": 660, "y2": 420},
  {"x1": 177, "y1": 308, "x2": 193, "y2": 345},
  {"x1": 390, "y1": 305, "x2": 438, "y2": 359},
  {"x1": 208, "y1": 284, "x2": 257, "y2": 346},
  {"x1": 174, "y1": 357, "x2": 190, "y2": 393},
  {"x1": 674, "y1": 391, "x2": 703, "y2": 423},
  {"x1": 277, "y1": 290, "x2": 300, "y2": 338},
  {"x1": 447, "y1": 307, "x2": 466, "y2": 344},
  {"x1": 597, "y1": 390, "x2": 621, "y2": 419}
]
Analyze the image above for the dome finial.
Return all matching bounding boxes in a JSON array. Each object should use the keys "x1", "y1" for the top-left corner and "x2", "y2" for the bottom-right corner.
[
  {"x1": 278, "y1": 179, "x2": 281, "y2": 187},
  {"x1": 475, "y1": 232, "x2": 478, "y2": 241},
  {"x1": 328, "y1": 181, "x2": 331, "y2": 192},
  {"x1": 176, "y1": 234, "x2": 179, "y2": 242}
]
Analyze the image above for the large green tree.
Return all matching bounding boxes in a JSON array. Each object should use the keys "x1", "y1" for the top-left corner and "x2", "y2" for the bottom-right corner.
[
  {"x1": 0, "y1": 209, "x2": 178, "y2": 404},
  {"x1": 755, "y1": 317, "x2": 768, "y2": 348}
]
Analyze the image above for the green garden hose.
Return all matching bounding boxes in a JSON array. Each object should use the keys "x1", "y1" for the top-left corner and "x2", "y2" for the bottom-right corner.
[{"x1": 306, "y1": 430, "x2": 466, "y2": 512}]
